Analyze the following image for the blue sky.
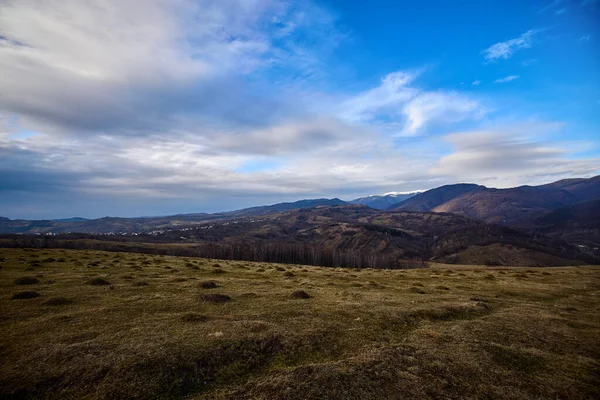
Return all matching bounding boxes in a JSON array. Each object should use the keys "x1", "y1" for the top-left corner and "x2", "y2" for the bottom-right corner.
[{"x1": 0, "y1": 0, "x2": 599, "y2": 218}]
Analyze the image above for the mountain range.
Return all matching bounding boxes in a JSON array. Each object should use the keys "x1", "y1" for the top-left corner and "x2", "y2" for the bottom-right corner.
[{"x1": 1, "y1": 176, "x2": 599, "y2": 266}]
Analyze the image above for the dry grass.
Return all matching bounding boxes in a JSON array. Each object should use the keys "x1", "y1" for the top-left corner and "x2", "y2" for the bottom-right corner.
[{"x1": 0, "y1": 248, "x2": 599, "y2": 399}]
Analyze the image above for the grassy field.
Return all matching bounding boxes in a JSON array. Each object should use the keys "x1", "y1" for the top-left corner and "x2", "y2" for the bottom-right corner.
[{"x1": 1, "y1": 248, "x2": 599, "y2": 399}]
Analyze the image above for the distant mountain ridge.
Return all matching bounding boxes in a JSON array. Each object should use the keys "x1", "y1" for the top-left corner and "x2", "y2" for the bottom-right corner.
[
  {"x1": 389, "y1": 175, "x2": 600, "y2": 225},
  {"x1": 389, "y1": 184, "x2": 484, "y2": 212},
  {"x1": 1, "y1": 176, "x2": 599, "y2": 245},
  {"x1": 0, "y1": 198, "x2": 349, "y2": 234},
  {"x1": 222, "y1": 198, "x2": 347, "y2": 217},
  {"x1": 349, "y1": 192, "x2": 420, "y2": 210}
]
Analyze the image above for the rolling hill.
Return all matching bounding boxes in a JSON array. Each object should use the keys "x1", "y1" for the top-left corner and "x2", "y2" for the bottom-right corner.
[
  {"x1": 516, "y1": 199, "x2": 600, "y2": 252},
  {"x1": 7, "y1": 204, "x2": 595, "y2": 267}
]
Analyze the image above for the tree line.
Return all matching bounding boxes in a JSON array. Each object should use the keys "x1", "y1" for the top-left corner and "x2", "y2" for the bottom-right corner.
[{"x1": 0, "y1": 236, "x2": 428, "y2": 269}]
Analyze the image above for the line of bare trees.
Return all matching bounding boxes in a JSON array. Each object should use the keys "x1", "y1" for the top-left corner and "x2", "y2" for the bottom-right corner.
[{"x1": 0, "y1": 236, "x2": 428, "y2": 269}]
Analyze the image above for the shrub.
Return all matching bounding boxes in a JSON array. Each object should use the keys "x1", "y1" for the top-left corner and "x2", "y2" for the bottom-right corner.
[
  {"x1": 14, "y1": 276, "x2": 40, "y2": 285},
  {"x1": 12, "y1": 291, "x2": 40, "y2": 300},
  {"x1": 132, "y1": 281, "x2": 149, "y2": 287},
  {"x1": 212, "y1": 269, "x2": 226, "y2": 274},
  {"x1": 283, "y1": 271, "x2": 295, "y2": 278},
  {"x1": 200, "y1": 281, "x2": 218, "y2": 289}
]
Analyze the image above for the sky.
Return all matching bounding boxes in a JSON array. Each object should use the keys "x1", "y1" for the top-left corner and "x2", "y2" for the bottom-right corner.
[{"x1": 0, "y1": 0, "x2": 599, "y2": 219}]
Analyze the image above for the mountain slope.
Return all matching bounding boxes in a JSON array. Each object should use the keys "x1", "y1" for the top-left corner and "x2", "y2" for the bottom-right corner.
[
  {"x1": 433, "y1": 186, "x2": 579, "y2": 224},
  {"x1": 222, "y1": 198, "x2": 347, "y2": 217},
  {"x1": 349, "y1": 193, "x2": 419, "y2": 210},
  {"x1": 389, "y1": 176, "x2": 600, "y2": 225},
  {"x1": 389, "y1": 184, "x2": 484, "y2": 212},
  {"x1": 517, "y1": 200, "x2": 600, "y2": 255}
]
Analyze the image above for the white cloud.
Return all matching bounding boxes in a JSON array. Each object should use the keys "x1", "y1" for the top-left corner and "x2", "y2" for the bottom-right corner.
[
  {"x1": 579, "y1": 35, "x2": 591, "y2": 42},
  {"x1": 472, "y1": 80, "x2": 481, "y2": 86},
  {"x1": 430, "y1": 124, "x2": 600, "y2": 187},
  {"x1": 482, "y1": 29, "x2": 542, "y2": 62},
  {"x1": 403, "y1": 92, "x2": 484, "y2": 134},
  {"x1": 339, "y1": 71, "x2": 419, "y2": 123},
  {"x1": 339, "y1": 70, "x2": 487, "y2": 135},
  {"x1": 494, "y1": 75, "x2": 520, "y2": 83}
]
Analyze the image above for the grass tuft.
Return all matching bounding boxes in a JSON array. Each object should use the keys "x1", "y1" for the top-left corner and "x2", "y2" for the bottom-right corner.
[
  {"x1": 11, "y1": 291, "x2": 41, "y2": 300},
  {"x1": 14, "y1": 276, "x2": 40, "y2": 285},
  {"x1": 181, "y1": 313, "x2": 210, "y2": 322},
  {"x1": 199, "y1": 293, "x2": 231, "y2": 303},
  {"x1": 42, "y1": 297, "x2": 73, "y2": 306},
  {"x1": 291, "y1": 290, "x2": 311, "y2": 299},
  {"x1": 408, "y1": 286, "x2": 426, "y2": 294},
  {"x1": 86, "y1": 277, "x2": 111, "y2": 286}
]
